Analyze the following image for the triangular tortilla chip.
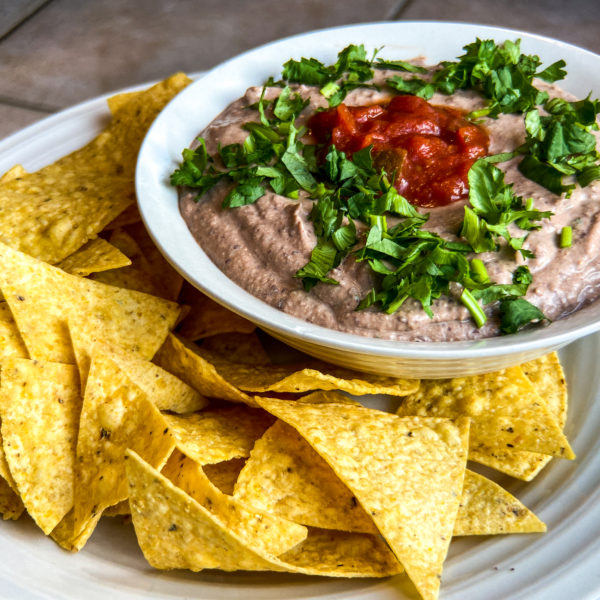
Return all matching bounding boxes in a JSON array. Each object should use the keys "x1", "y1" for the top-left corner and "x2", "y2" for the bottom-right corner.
[
  {"x1": 0, "y1": 476, "x2": 24, "y2": 520},
  {"x1": 50, "y1": 508, "x2": 98, "y2": 552},
  {"x1": 126, "y1": 450, "x2": 401, "y2": 577},
  {"x1": 396, "y1": 365, "x2": 574, "y2": 460},
  {"x1": 104, "y1": 345, "x2": 208, "y2": 413},
  {"x1": 73, "y1": 350, "x2": 175, "y2": 538},
  {"x1": 57, "y1": 238, "x2": 131, "y2": 277},
  {"x1": 0, "y1": 243, "x2": 180, "y2": 374},
  {"x1": 0, "y1": 358, "x2": 81, "y2": 534},
  {"x1": 153, "y1": 334, "x2": 254, "y2": 405},
  {"x1": 0, "y1": 302, "x2": 28, "y2": 360},
  {"x1": 0, "y1": 74, "x2": 190, "y2": 264},
  {"x1": 162, "y1": 404, "x2": 274, "y2": 465},
  {"x1": 162, "y1": 450, "x2": 308, "y2": 556},
  {"x1": 469, "y1": 353, "x2": 568, "y2": 480},
  {"x1": 255, "y1": 398, "x2": 469, "y2": 600},
  {"x1": 454, "y1": 470, "x2": 545, "y2": 535}
]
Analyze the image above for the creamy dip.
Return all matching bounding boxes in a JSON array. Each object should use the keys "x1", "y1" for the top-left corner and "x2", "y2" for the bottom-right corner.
[{"x1": 179, "y1": 79, "x2": 600, "y2": 342}]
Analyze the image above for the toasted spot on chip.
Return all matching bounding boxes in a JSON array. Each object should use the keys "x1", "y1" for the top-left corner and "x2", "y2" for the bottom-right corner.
[
  {"x1": 57, "y1": 238, "x2": 132, "y2": 277},
  {"x1": 162, "y1": 404, "x2": 274, "y2": 465},
  {"x1": 234, "y1": 420, "x2": 377, "y2": 533},
  {"x1": 396, "y1": 365, "x2": 574, "y2": 460},
  {"x1": 127, "y1": 450, "x2": 401, "y2": 577},
  {"x1": 0, "y1": 243, "x2": 180, "y2": 371},
  {"x1": 454, "y1": 470, "x2": 546, "y2": 536},
  {"x1": 0, "y1": 358, "x2": 81, "y2": 534},
  {"x1": 153, "y1": 334, "x2": 254, "y2": 405},
  {"x1": 73, "y1": 351, "x2": 175, "y2": 539},
  {"x1": 256, "y1": 398, "x2": 469, "y2": 600},
  {"x1": 162, "y1": 451, "x2": 308, "y2": 556},
  {"x1": 177, "y1": 282, "x2": 255, "y2": 340}
]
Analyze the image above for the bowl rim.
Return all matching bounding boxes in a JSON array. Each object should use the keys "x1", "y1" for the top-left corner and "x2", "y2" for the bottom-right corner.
[{"x1": 136, "y1": 20, "x2": 600, "y2": 360}]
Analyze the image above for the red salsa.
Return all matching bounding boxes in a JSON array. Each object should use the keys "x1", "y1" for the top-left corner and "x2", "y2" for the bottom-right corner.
[{"x1": 308, "y1": 95, "x2": 490, "y2": 207}]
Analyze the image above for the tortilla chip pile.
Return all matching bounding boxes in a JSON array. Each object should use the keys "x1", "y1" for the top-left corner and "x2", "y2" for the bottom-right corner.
[{"x1": 0, "y1": 77, "x2": 574, "y2": 600}]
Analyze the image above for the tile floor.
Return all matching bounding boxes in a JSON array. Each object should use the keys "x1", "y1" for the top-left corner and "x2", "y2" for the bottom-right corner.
[{"x1": 1, "y1": 0, "x2": 599, "y2": 140}]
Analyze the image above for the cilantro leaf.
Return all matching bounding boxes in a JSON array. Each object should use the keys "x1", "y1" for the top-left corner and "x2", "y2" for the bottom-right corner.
[{"x1": 499, "y1": 297, "x2": 547, "y2": 334}]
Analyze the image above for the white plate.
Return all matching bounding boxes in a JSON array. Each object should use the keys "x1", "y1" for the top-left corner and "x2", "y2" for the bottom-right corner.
[{"x1": 1, "y1": 23, "x2": 599, "y2": 600}]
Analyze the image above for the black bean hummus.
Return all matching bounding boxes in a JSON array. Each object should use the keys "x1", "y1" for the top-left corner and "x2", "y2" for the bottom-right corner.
[{"x1": 178, "y1": 76, "x2": 600, "y2": 342}]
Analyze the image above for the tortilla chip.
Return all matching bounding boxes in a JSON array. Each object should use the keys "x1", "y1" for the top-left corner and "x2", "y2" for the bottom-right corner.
[
  {"x1": 202, "y1": 458, "x2": 246, "y2": 495},
  {"x1": 0, "y1": 164, "x2": 28, "y2": 184},
  {"x1": 90, "y1": 228, "x2": 163, "y2": 297},
  {"x1": 0, "y1": 74, "x2": 190, "y2": 265},
  {"x1": 0, "y1": 242, "x2": 180, "y2": 372},
  {"x1": 211, "y1": 358, "x2": 419, "y2": 397},
  {"x1": 73, "y1": 350, "x2": 175, "y2": 538},
  {"x1": 454, "y1": 470, "x2": 545, "y2": 535},
  {"x1": 103, "y1": 499, "x2": 131, "y2": 517},
  {"x1": 297, "y1": 390, "x2": 361, "y2": 405},
  {"x1": 50, "y1": 508, "x2": 98, "y2": 552},
  {"x1": 162, "y1": 450, "x2": 308, "y2": 556},
  {"x1": 124, "y1": 223, "x2": 183, "y2": 301},
  {"x1": 126, "y1": 449, "x2": 401, "y2": 577},
  {"x1": 102, "y1": 203, "x2": 141, "y2": 230},
  {"x1": 57, "y1": 238, "x2": 132, "y2": 276},
  {"x1": 200, "y1": 332, "x2": 270, "y2": 366},
  {"x1": 162, "y1": 404, "x2": 274, "y2": 465},
  {"x1": 256, "y1": 398, "x2": 469, "y2": 600},
  {"x1": 0, "y1": 476, "x2": 24, "y2": 520},
  {"x1": 0, "y1": 358, "x2": 81, "y2": 534},
  {"x1": 153, "y1": 333, "x2": 254, "y2": 405},
  {"x1": 0, "y1": 302, "x2": 28, "y2": 360},
  {"x1": 234, "y1": 420, "x2": 377, "y2": 533},
  {"x1": 106, "y1": 90, "x2": 144, "y2": 115},
  {"x1": 177, "y1": 282, "x2": 255, "y2": 340},
  {"x1": 0, "y1": 431, "x2": 17, "y2": 493},
  {"x1": 106, "y1": 345, "x2": 208, "y2": 413},
  {"x1": 396, "y1": 365, "x2": 574, "y2": 460}
]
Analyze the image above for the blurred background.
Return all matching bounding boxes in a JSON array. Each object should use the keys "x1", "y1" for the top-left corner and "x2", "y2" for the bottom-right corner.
[{"x1": 1, "y1": 0, "x2": 599, "y2": 139}]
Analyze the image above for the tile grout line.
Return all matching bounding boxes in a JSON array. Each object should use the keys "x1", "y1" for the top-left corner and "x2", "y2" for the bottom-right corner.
[
  {"x1": 0, "y1": 0, "x2": 55, "y2": 44},
  {"x1": 0, "y1": 96, "x2": 57, "y2": 114}
]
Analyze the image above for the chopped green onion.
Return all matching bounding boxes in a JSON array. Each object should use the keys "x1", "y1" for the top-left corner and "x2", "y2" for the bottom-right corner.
[
  {"x1": 525, "y1": 198, "x2": 534, "y2": 211},
  {"x1": 470, "y1": 258, "x2": 490, "y2": 284},
  {"x1": 460, "y1": 288, "x2": 487, "y2": 328},
  {"x1": 559, "y1": 226, "x2": 572, "y2": 248}
]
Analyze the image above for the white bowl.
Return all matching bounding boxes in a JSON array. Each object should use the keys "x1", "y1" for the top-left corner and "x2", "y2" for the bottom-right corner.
[{"x1": 136, "y1": 21, "x2": 600, "y2": 378}]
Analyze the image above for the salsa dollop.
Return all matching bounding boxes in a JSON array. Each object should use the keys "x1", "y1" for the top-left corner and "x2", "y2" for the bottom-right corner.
[{"x1": 308, "y1": 95, "x2": 489, "y2": 207}]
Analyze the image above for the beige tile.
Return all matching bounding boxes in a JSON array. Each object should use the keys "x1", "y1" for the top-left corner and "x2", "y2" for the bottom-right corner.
[
  {"x1": 0, "y1": 0, "x2": 402, "y2": 109},
  {"x1": 399, "y1": 0, "x2": 600, "y2": 54},
  {"x1": 0, "y1": 104, "x2": 48, "y2": 141},
  {"x1": 0, "y1": 0, "x2": 47, "y2": 38}
]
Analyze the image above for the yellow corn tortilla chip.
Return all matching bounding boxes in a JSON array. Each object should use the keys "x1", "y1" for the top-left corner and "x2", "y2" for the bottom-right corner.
[
  {"x1": 202, "y1": 458, "x2": 246, "y2": 495},
  {"x1": 106, "y1": 90, "x2": 144, "y2": 115},
  {"x1": 0, "y1": 302, "x2": 28, "y2": 360},
  {"x1": 57, "y1": 237, "x2": 131, "y2": 276},
  {"x1": 50, "y1": 508, "x2": 98, "y2": 552},
  {"x1": 162, "y1": 450, "x2": 308, "y2": 556},
  {"x1": 297, "y1": 390, "x2": 361, "y2": 405},
  {"x1": 396, "y1": 365, "x2": 574, "y2": 460},
  {"x1": 153, "y1": 334, "x2": 254, "y2": 405},
  {"x1": 176, "y1": 282, "x2": 255, "y2": 340},
  {"x1": 0, "y1": 74, "x2": 190, "y2": 265},
  {"x1": 234, "y1": 420, "x2": 377, "y2": 533},
  {"x1": 0, "y1": 476, "x2": 24, "y2": 520},
  {"x1": 256, "y1": 398, "x2": 469, "y2": 600},
  {"x1": 0, "y1": 164, "x2": 28, "y2": 184},
  {"x1": 454, "y1": 470, "x2": 545, "y2": 535},
  {"x1": 0, "y1": 242, "x2": 180, "y2": 371},
  {"x1": 103, "y1": 499, "x2": 131, "y2": 517},
  {"x1": 105, "y1": 345, "x2": 208, "y2": 413},
  {"x1": 73, "y1": 350, "x2": 175, "y2": 539},
  {"x1": 90, "y1": 228, "x2": 163, "y2": 297},
  {"x1": 102, "y1": 203, "x2": 141, "y2": 230},
  {"x1": 199, "y1": 332, "x2": 270, "y2": 366},
  {"x1": 126, "y1": 449, "x2": 401, "y2": 577},
  {"x1": 212, "y1": 358, "x2": 419, "y2": 397},
  {"x1": 124, "y1": 223, "x2": 183, "y2": 301},
  {"x1": 162, "y1": 404, "x2": 275, "y2": 465},
  {"x1": 0, "y1": 358, "x2": 81, "y2": 534}
]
